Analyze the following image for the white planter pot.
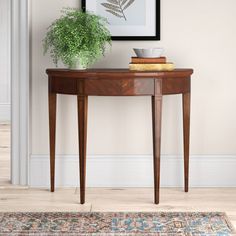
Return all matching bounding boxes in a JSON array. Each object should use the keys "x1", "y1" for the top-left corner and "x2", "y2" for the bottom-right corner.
[{"x1": 69, "y1": 57, "x2": 86, "y2": 70}]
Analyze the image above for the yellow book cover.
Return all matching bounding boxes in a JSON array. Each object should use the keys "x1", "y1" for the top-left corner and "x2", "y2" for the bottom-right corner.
[{"x1": 129, "y1": 63, "x2": 175, "y2": 71}]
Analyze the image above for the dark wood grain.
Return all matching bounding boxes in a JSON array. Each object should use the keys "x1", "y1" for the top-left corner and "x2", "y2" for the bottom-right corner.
[
  {"x1": 46, "y1": 68, "x2": 193, "y2": 204},
  {"x1": 152, "y1": 94, "x2": 162, "y2": 204},
  {"x1": 77, "y1": 95, "x2": 88, "y2": 204},
  {"x1": 183, "y1": 92, "x2": 191, "y2": 192},
  {"x1": 49, "y1": 76, "x2": 77, "y2": 95},
  {"x1": 84, "y1": 79, "x2": 155, "y2": 96},
  {"x1": 48, "y1": 91, "x2": 57, "y2": 192},
  {"x1": 46, "y1": 69, "x2": 193, "y2": 80},
  {"x1": 162, "y1": 77, "x2": 190, "y2": 95}
]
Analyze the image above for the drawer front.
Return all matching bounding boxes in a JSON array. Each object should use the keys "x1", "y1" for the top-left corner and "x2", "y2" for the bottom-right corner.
[
  {"x1": 49, "y1": 77, "x2": 77, "y2": 95},
  {"x1": 84, "y1": 79, "x2": 155, "y2": 96},
  {"x1": 162, "y1": 77, "x2": 190, "y2": 95}
]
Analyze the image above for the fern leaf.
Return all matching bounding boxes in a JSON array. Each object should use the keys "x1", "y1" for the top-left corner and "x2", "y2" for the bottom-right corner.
[
  {"x1": 123, "y1": 0, "x2": 135, "y2": 10},
  {"x1": 105, "y1": 9, "x2": 123, "y2": 18},
  {"x1": 101, "y1": 3, "x2": 121, "y2": 13},
  {"x1": 107, "y1": 0, "x2": 118, "y2": 4},
  {"x1": 121, "y1": 0, "x2": 129, "y2": 6}
]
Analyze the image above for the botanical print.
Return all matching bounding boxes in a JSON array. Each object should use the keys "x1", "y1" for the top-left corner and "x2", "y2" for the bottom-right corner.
[
  {"x1": 96, "y1": 0, "x2": 146, "y2": 26},
  {"x1": 101, "y1": 0, "x2": 135, "y2": 21}
]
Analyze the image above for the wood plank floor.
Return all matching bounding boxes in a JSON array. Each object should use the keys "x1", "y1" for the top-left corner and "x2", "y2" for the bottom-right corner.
[
  {"x1": 0, "y1": 124, "x2": 236, "y2": 229},
  {"x1": 0, "y1": 188, "x2": 236, "y2": 228}
]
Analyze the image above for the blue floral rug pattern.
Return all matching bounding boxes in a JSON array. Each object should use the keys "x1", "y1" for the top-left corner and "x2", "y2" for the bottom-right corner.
[{"x1": 0, "y1": 212, "x2": 234, "y2": 235}]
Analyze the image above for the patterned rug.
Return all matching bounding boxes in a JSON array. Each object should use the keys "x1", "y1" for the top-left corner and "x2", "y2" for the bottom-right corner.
[{"x1": 0, "y1": 212, "x2": 234, "y2": 235}]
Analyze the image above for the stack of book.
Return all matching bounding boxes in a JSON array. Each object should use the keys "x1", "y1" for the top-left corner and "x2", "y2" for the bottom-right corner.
[{"x1": 129, "y1": 57, "x2": 175, "y2": 71}]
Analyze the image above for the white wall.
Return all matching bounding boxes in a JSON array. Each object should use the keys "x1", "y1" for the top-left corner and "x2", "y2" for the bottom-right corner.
[
  {"x1": 0, "y1": 0, "x2": 11, "y2": 122},
  {"x1": 30, "y1": 0, "x2": 236, "y2": 187}
]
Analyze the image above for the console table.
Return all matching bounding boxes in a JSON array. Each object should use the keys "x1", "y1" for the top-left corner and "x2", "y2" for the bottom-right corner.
[{"x1": 46, "y1": 68, "x2": 193, "y2": 204}]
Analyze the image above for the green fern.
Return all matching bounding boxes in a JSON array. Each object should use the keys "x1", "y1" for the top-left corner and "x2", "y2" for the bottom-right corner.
[{"x1": 43, "y1": 8, "x2": 111, "y2": 68}]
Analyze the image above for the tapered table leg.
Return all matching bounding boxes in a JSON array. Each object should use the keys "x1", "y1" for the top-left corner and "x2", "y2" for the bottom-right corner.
[
  {"x1": 77, "y1": 95, "x2": 88, "y2": 204},
  {"x1": 152, "y1": 95, "x2": 163, "y2": 204},
  {"x1": 182, "y1": 92, "x2": 190, "y2": 192},
  {"x1": 49, "y1": 92, "x2": 57, "y2": 192}
]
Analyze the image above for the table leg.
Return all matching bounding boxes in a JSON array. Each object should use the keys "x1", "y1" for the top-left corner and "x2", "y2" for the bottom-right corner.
[
  {"x1": 77, "y1": 95, "x2": 88, "y2": 204},
  {"x1": 152, "y1": 95, "x2": 162, "y2": 204},
  {"x1": 49, "y1": 92, "x2": 57, "y2": 192},
  {"x1": 182, "y1": 92, "x2": 190, "y2": 192}
]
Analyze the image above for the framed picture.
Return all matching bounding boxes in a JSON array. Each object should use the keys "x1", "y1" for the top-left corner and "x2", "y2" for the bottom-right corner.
[{"x1": 81, "y1": 0, "x2": 160, "y2": 40}]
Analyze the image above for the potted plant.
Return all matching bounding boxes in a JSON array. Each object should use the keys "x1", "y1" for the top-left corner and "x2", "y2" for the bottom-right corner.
[{"x1": 43, "y1": 8, "x2": 111, "y2": 69}]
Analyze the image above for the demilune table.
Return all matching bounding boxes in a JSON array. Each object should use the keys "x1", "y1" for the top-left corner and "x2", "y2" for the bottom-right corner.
[{"x1": 46, "y1": 68, "x2": 194, "y2": 204}]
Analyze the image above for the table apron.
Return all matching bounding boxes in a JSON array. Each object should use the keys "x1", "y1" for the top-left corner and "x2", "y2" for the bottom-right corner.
[
  {"x1": 49, "y1": 77, "x2": 190, "y2": 96},
  {"x1": 162, "y1": 77, "x2": 191, "y2": 95},
  {"x1": 83, "y1": 78, "x2": 156, "y2": 96}
]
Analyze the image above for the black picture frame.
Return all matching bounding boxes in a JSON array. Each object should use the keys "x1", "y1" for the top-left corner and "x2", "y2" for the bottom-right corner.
[{"x1": 81, "y1": 0, "x2": 160, "y2": 41}]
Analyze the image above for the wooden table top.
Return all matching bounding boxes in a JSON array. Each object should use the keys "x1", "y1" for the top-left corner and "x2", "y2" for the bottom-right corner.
[{"x1": 46, "y1": 68, "x2": 194, "y2": 79}]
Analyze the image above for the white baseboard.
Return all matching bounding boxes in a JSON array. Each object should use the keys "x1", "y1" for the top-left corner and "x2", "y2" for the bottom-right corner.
[
  {"x1": 0, "y1": 104, "x2": 10, "y2": 122},
  {"x1": 29, "y1": 155, "x2": 236, "y2": 188}
]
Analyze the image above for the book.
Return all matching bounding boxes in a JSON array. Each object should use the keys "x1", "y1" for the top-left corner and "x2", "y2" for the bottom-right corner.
[
  {"x1": 129, "y1": 63, "x2": 175, "y2": 71},
  {"x1": 131, "y1": 57, "x2": 166, "y2": 64}
]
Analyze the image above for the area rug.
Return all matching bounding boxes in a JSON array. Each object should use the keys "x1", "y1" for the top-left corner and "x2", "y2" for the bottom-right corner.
[{"x1": 0, "y1": 212, "x2": 235, "y2": 235}]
